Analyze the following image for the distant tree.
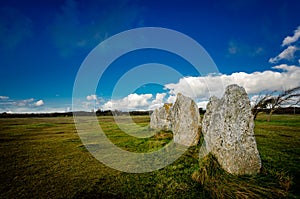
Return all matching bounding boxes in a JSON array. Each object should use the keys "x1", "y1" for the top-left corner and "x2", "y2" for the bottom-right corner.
[
  {"x1": 198, "y1": 108, "x2": 206, "y2": 115},
  {"x1": 266, "y1": 86, "x2": 300, "y2": 121},
  {"x1": 251, "y1": 92, "x2": 274, "y2": 120},
  {"x1": 251, "y1": 86, "x2": 300, "y2": 121},
  {"x1": 96, "y1": 109, "x2": 102, "y2": 116}
]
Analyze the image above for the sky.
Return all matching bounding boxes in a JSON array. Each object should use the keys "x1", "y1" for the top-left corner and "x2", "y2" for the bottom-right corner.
[{"x1": 0, "y1": 0, "x2": 300, "y2": 113}]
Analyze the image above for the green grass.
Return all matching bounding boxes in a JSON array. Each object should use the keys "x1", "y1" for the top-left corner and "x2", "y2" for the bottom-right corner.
[
  {"x1": 0, "y1": 114, "x2": 299, "y2": 198},
  {"x1": 255, "y1": 113, "x2": 300, "y2": 198}
]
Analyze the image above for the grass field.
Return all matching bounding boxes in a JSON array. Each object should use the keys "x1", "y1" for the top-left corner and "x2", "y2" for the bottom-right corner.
[{"x1": 0, "y1": 114, "x2": 299, "y2": 198}]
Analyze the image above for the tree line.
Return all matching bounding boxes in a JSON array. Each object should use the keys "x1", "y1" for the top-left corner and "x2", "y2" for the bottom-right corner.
[
  {"x1": 1, "y1": 86, "x2": 299, "y2": 120},
  {"x1": 0, "y1": 110, "x2": 152, "y2": 118}
]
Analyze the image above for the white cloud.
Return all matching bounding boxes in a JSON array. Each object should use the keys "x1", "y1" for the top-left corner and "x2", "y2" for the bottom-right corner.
[
  {"x1": 102, "y1": 93, "x2": 153, "y2": 111},
  {"x1": 269, "y1": 46, "x2": 298, "y2": 63},
  {"x1": 149, "y1": 93, "x2": 166, "y2": 110},
  {"x1": 151, "y1": 93, "x2": 166, "y2": 104},
  {"x1": 166, "y1": 76, "x2": 215, "y2": 99},
  {"x1": 165, "y1": 65, "x2": 300, "y2": 100},
  {"x1": 12, "y1": 98, "x2": 34, "y2": 107},
  {"x1": 86, "y1": 94, "x2": 97, "y2": 101},
  {"x1": 81, "y1": 101, "x2": 95, "y2": 110},
  {"x1": 282, "y1": 26, "x2": 300, "y2": 46},
  {"x1": 250, "y1": 95, "x2": 259, "y2": 104},
  {"x1": 270, "y1": 26, "x2": 300, "y2": 64},
  {"x1": 249, "y1": 94, "x2": 267, "y2": 107},
  {"x1": 0, "y1": 98, "x2": 50, "y2": 113},
  {"x1": 166, "y1": 95, "x2": 176, "y2": 104},
  {"x1": 197, "y1": 101, "x2": 209, "y2": 109},
  {"x1": 66, "y1": 107, "x2": 71, "y2": 112},
  {"x1": 82, "y1": 95, "x2": 104, "y2": 110},
  {"x1": 34, "y1": 100, "x2": 44, "y2": 107},
  {"x1": 10, "y1": 98, "x2": 44, "y2": 107},
  {"x1": 0, "y1": 96, "x2": 9, "y2": 100}
]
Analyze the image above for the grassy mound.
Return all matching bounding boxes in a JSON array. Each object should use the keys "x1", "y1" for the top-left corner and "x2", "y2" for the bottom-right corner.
[{"x1": 192, "y1": 153, "x2": 292, "y2": 198}]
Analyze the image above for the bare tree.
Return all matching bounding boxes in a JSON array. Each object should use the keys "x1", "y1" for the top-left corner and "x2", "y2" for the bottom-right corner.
[
  {"x1": 251, "y1": 86, "x2": 300, "y2": 121},
  {"x1": 251, "y1": 92, "x2": 272, "y2": 120}
]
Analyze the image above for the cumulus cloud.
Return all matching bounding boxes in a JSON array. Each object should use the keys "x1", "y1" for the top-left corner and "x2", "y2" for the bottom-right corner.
[
  {"x1": 86, "y1": 94, "x2": 97, "y2": 101},
  {"x1": 149, "y1": 93, "x2": 166, "y2": 110},
  {"x1": 165, "y1": 76, "x2": 211, "y2": 99},
  {"x1": 34, "y1": 100, "x2": 44, "y2": 107},
  {"x1": 269, "y1": 46, "x2": 298, "y2": 63},
  {"x1": 165, "y1": 64, "x2": 300, "y2": 100},
  {"x1": 166, "y1": 95, "x2": 176, "y2": 104},
  {"x1": 64, "y1": 60, "x2": 300, "y2": 112},
  {"x1": 101, "y1": 92, "x2": 183, "y2": 111},
  {"x1": 102, "y1": 93, "x2": 153, "y2": 111},
  {"x1": 282, "y1": 26, "x2": 300, "y2": 47},
  {"x1": 5, "y1": 66, "x2": 298, "y2": 113}
]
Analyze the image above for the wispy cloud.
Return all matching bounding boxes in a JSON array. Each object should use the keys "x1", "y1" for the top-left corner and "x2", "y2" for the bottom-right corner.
[
  {"x1": 228, "y1": 41, "x2": 239, "y2": 55},
  {"x1": 282, "y1": 26, "x2": 300, "y2": 46},
  {"x1": 269, "y1": 46, "x2": 298, "y2": 63},
  {"x1": 0, "y1": 96, "x2": 9, "y2": 100},
  {"x1": 227, "y1": 40, "x2": 264, "y2": 57},
  {"x1": 12, "y1": 98, "x2": 35, "y2": 107},
  {"x1": 0, "y1": 97, "x2": 46, "y2": 113},
  {"x1": 270, "y1": 25, "x2": 300, "y2": 64}
]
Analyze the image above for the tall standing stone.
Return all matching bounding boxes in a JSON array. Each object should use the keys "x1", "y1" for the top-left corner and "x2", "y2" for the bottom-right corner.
[
  {"x1": 150, "y1": 103, "x2": 173, "y2": 131},
  {"x1": 201, "y1": 84, "x2": 261, "y2": 175},
  {"x1": 172, "y1": 93, "x2": 200, "y2": 146}
]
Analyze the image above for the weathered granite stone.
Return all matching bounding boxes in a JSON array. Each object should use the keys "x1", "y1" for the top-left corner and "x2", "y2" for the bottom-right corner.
[
  {"x1": 201, "y1": 84, "x2": 261, "y2": 175},
  {"x1": 172, "y1": 93, "x2": 200, "y2": 146},
  {"x1": 150, "y1": 103, "x2": 173, "y2": 131}
]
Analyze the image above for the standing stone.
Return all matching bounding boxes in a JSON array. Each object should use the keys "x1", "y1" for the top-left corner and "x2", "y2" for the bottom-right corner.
[
  {"x1": 150, "y1": 103, "x2": 173, "y2": 131},
  {"x1": 172, "y1": 93, "x2": 200, "y2": 146},
  {"x1": 201, "y1": 84, "x2": 261, "y2": 175}
]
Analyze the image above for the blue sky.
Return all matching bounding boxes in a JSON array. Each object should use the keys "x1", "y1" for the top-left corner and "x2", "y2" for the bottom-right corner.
[{"x1": 0, "y1": 0, "x2": 300, "y2": 112}]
